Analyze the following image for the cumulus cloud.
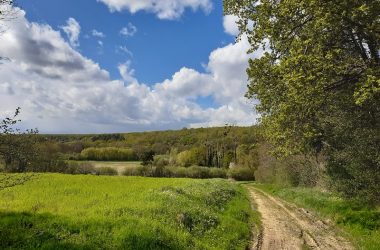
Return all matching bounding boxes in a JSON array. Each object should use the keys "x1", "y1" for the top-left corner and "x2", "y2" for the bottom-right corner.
[
  {"x1": 60, "y1": 17, "x2": 81, "y2": 47},
  {"x1": 0, "y1": 8, "x2": 259, "y2": 133},
  {"x1": 118, "y1": 61, "x2": 137, "y2": 83},
  {"x1": 120, "y1": 23, "x2": 137, "y2": 38},
  {"x1": 223, "y1": 15, "x2": 239, "y2": 36},
  {"x1": 97, "y1": 0, "x2": 213, "y2": 20}
]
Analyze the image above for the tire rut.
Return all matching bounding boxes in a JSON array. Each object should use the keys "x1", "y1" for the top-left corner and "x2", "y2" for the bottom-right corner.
[{"x1": 248, "y1": 187, "x2": 354, "y2": 250}]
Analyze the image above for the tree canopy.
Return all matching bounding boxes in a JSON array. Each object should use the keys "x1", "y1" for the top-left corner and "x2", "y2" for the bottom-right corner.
[{"x1": 225, "y1": 0, "x2": 380, "y2": 202}]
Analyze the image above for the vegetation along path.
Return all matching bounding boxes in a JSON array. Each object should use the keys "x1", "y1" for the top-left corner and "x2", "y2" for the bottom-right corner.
[{"x1": 248, "y1": 187, "x2": 354, "y2": 250}]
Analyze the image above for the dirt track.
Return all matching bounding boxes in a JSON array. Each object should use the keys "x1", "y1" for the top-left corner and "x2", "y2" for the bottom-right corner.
[{"x1": 248, "y1": 187, "x2": 354, "y2": 250}]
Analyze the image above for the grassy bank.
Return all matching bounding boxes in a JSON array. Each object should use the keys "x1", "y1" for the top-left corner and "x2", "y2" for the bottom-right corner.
[
  {"x1": 0, "y1": 174, "x2": 254, "y2": 250},
  {"x1": 253, "y1": 184, "x2": 380, "y2": 250}
]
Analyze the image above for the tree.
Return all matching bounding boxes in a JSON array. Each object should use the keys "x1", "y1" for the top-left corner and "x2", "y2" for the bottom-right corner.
[
  {"x1": 225, "y1": 0, "x2": 380, "y2": 202},
  {"x1": 0, "y1": 108, "x2": 39, "y2": 172}
]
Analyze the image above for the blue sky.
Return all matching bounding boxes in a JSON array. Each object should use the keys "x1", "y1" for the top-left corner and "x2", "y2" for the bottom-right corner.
[
  {"x1": 18, "y1": 0, "x2": 234, "y2": 84},
  {"x1": 0, "y1": 0, "x2": 258, "y2": 133}
]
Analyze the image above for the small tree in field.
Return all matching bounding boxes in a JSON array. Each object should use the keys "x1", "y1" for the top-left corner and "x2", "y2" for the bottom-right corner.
[{"x1": 0, "y1": 108, "x2": 39, "y2": 172}]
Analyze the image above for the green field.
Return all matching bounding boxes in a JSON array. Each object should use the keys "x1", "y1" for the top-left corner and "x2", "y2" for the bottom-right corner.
[
  {"x1": 0, "y1": 174, "x2": 254, "y2": 250},
  {"x1": 253, "y1": 184, "x2": 380, "y2": 250}
]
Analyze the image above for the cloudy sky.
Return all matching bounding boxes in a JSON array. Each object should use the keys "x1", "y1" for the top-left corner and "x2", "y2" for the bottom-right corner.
[{"x1": 0, "y1": 0, "x2": 259, "y2": 133}]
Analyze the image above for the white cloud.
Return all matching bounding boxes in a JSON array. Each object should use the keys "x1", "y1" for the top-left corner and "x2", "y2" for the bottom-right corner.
[
  {"x1": 60, "y1": 17, "x2": 81, "y2": 47},
  {"x1": 117, "y1": 45, "x2": 133, "y2": 57},
  {"x1": 0, "y1": 8, "x2": 260, "y2": 133},
  {"x1": 120, "y1": 23, "x2": 137, "y2": 38},
  {"x1": 97, "y1": 0, "x2": 213, "y2": 20},
  {"x1": 92, "y1": 29, "x2": 105, "y2": 38},
  {"x1": 118, "y1": 61, "x2": 137, "y2": 83},
  {"x1": 223, "y1": 15, "x2": 239, "y2": 36}
]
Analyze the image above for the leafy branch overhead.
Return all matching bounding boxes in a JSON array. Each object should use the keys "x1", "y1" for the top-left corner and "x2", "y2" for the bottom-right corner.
[{"x1": 224, "y1": 0, "x2": 380, "y2": 202}]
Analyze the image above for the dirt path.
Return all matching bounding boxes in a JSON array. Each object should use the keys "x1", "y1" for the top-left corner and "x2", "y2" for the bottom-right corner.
[{"x1": 248, "y1": 187, "x2": 354, "y2": 250}]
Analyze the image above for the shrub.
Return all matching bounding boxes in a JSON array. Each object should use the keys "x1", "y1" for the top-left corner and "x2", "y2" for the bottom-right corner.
[
  {"x1": 228, "y1": 168, "x2": 255, "y2": 181},
  {"x1": 209, "y1": 168, "x2": 227, "y2": 179},
  {"x1": 176, "y1": 150, "x2": 194, "y2": 167},
  {"x1": 96, "y1": 167, "x2": 118, "y2": 176},
  {"x1": 122, "y1": 165, "x2": 228, "y2": 179},
  {"x1": 187, "y1": 166, "x2": 212, "y2": 179},
  {"x1": 152, "y1": 155, "x2": 169, "y2": 168},
  {"x1": 164, "y1": 167, "x2": 187, "y2": 178},
  {"x1": 66, "y1": 162, "x2": 97, "y2": 175},
  {"x1": 164, "y1": 166, "x2": 227, "y2": 179},
  {"x1": 80, "y1": 147, "x2": 138, "y2": 161},
  {"x1": 122, "y1": 166, "x2": 149, "y2": 177},
  {"x1": 122, "y1": 167, "x2": 139, "y2": 176}
]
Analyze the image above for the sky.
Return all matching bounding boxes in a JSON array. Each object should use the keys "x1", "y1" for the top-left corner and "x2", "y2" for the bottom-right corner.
[{"x1": 0, "y1": 0, "x2": 260, "y2": 133}]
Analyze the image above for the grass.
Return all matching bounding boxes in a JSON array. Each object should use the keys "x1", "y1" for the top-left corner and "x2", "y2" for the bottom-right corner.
[
  {"x1": 0, "y1": 174, "x2": 254, "y2": 250},
  {"x1": 73, "y1": 161, "x2": 142, "y2": 175},
  {"x1": 253, "y1": 183, "x2": 380, "y2": 250}
]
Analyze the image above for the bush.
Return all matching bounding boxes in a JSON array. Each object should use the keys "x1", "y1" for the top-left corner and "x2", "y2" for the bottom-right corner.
[
  {"x1": 209, "y1": 168, "x2": 228, "y2": 179},
  {"x1": 164, "y1": 166, "x2": 227, "y2": 179},
  {"x1": 96, "y1": 167, "x2": 118, "y2": 176},
  {"x1": 80, "y1": 147, "x2": 138, "y2": 161},
  {"x1": 228, "y1": 168, "x2": 255, "y2": 181},
  {"x1": 187, "y1": 166, "x2": 212, "y2": 179},
  {"x1": 123, "y1": 165, "x2": 154, "y2": 177},
  {"x1": 65, "y1": 162, "x2": 97, "y2": 175},
  {"x1": 152, "y1": 155, "x2": 169, "y2": 168},
  {"x1": 163, "y1": 167, "x2": 187, "y2": 178},
  {"x1": 122, "y1": 165, "x2": 228, "y2": 179}
]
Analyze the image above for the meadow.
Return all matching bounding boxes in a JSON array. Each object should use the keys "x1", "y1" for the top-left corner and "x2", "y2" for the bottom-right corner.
[{"x1": 0, "y1": 174, "x2": 254, "y2": 250}]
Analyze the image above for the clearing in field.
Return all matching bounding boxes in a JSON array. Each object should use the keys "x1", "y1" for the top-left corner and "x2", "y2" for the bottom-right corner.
[{"x1": 80, "y1": 161, "x2": 142, "y2": 175}]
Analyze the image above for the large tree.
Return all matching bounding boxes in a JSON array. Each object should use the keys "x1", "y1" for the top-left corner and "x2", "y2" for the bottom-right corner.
[{"x1": 225, "y1": 0, "x2": 380, "y2": 202}]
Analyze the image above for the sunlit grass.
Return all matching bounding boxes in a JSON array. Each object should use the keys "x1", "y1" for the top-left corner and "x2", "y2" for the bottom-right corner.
[{"x1": 0, "y1": 174, "x2": 254, "y2": 249}]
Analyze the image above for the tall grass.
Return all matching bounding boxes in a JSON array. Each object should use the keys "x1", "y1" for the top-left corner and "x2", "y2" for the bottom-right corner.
[{"x1": 0, "y1": 174, "x2": 255, "y2": 249}]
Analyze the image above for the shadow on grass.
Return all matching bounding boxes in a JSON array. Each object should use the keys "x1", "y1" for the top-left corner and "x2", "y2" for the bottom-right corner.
[
  {"x1": 0, "y1": 211, "x2": 188, "y2": 250},
  {"x1": 0, "y1": 212, "x2": 96, "y2": 250}
]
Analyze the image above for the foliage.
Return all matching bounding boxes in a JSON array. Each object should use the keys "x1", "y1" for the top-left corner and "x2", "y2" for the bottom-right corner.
[
  {"x1": 254, "y1": 143, "x2": 322, "y2": 187},
  {"x1": 91, "y1": 134, "x2": 124, "y2": 142},
  {"x1": 225, "y1": 0, "x2": 380, "y2": 202},
  {"x1": 64, "y1": 162, "x2": 97, "y2": 175},
  {"x1": 236, "y1": 144, "x2": 259, "y2": 169},
  {"x1": 123, "y1": 166, "x2": 228, "y2": 179},
  {"x1": 95, "y1": 166, "x2": 118, "y2": 176},
  {"x1": 228, "y1": 168, "x2": 255, "y2": 181},
  {"x1": 139, "y1": 149, "x2": 155, "y2": 166},
  {"x1": 48, "y1": 126, "x2": 260, "y2": 167},
  {"x1": 175, "y1": 150, "x2": 191, "y2": 167},
  {"x1": 0, "y1": 108, "x2": 39, "y2": 172},
  {"x1": 152, "y1": 155, "x2": 170, "y2": 168},
  {"x1": 254, "y1": 184, "x2": 380, "y2": 250},
  {"x1": 80, "y1": 147, "x2": 138, "y2": 161},
  {"x1": 0, "y1": 174, "x2": 254, "y2": 250}
]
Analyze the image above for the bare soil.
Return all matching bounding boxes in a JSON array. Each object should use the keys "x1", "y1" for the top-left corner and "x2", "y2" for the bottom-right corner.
[{"x1": 248, "y1": 187, "x2": 354, "y2": 250}]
